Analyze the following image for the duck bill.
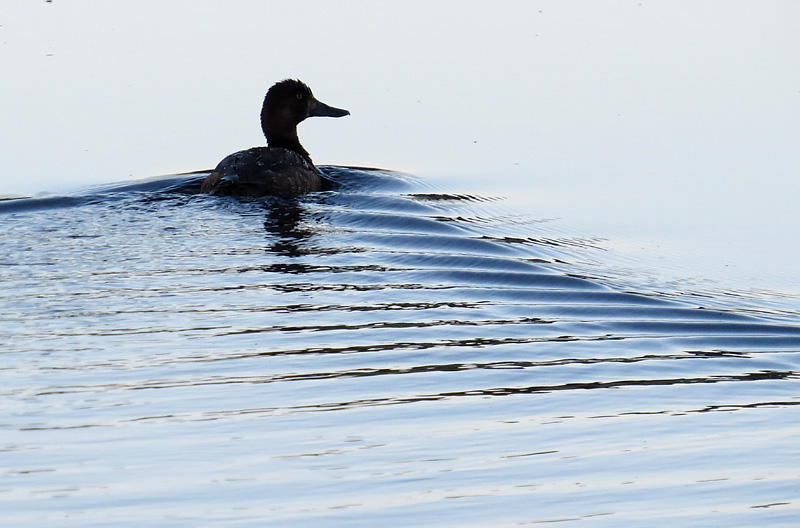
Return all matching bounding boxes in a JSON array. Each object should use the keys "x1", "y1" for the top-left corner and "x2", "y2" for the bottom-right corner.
[{"x1": 310, "y1": 99, "x2": 350, "y2": 118}]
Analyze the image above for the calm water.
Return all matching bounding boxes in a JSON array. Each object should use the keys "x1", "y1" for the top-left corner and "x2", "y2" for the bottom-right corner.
[{"x1": 2, "y1": 168, "x2": 799, "y2": 527}]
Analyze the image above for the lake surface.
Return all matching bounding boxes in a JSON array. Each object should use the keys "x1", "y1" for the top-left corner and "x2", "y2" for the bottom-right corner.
[{"x1": 2, "y1": 168, "x2": 798, "y2": 527}]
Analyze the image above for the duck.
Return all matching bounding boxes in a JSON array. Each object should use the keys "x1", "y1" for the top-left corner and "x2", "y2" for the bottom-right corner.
[{"x1": 201, "y1": 79, "x2": 350, "y2": 196}]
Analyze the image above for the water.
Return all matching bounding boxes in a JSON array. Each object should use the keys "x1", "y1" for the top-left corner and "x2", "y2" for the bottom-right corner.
[{"x1": 2, "y1": 167, "x2": 798, "y2": 527}]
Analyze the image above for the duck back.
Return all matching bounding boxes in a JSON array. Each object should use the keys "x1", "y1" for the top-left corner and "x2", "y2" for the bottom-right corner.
[{"x1": 201, "y1": 147, "x2": 325, "y2": 197}]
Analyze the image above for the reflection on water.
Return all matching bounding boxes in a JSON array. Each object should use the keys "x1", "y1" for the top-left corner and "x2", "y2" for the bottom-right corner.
[{"x1": 1, "y1": 168, "x2": 799, "y2": 527}]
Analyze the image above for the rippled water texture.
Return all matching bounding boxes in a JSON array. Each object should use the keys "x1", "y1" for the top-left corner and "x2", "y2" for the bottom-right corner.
[{"x1": 2, "y1": 168, "x2": 799, "y2": 527}]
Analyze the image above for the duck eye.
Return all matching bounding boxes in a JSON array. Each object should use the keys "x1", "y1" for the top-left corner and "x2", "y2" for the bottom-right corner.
[{"x1": 296, "y1": 93, "x2": 304, "y2": 100}]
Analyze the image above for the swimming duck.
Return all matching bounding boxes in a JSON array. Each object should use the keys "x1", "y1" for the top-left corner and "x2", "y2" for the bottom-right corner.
[{"x1": 201, "y1": 79, "x2": 349, "y2": 196}]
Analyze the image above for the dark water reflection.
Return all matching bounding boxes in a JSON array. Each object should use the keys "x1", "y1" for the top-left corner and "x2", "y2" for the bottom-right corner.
[{"x1": 1, "y1": 168, "x2": 798, "y2": 527}]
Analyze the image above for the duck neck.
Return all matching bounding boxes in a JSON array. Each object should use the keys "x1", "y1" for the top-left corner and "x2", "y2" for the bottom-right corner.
[
  {"x1": 266, "y1": 133, "x2": 312, "y2": 165},
  {"x1": 261, "y1": 106, "x2": 314, "y2": 165}
]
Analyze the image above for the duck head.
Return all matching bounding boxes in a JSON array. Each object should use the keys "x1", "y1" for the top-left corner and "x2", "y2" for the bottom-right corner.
[{"x1": 260, "y1": 79, "x2": 349, "y2": 161}]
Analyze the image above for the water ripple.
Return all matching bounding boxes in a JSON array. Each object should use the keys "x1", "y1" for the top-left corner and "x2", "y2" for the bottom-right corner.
[{"x1": 1, "y1": 167, "x2": 799, "y2": 527}]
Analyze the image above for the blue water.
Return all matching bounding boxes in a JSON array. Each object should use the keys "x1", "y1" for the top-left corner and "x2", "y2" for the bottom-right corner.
[{"x1": 2, "y1": 167, "x2": 799, "y2": 527}]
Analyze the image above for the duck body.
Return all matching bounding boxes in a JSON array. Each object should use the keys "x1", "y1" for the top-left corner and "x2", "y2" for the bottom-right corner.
[
  {"x1": 201, "y1": 147, "x2": 325, "y2": 196},
  {"x1": 201, "y1": 79, "x2": 348, "y2": 197}
]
